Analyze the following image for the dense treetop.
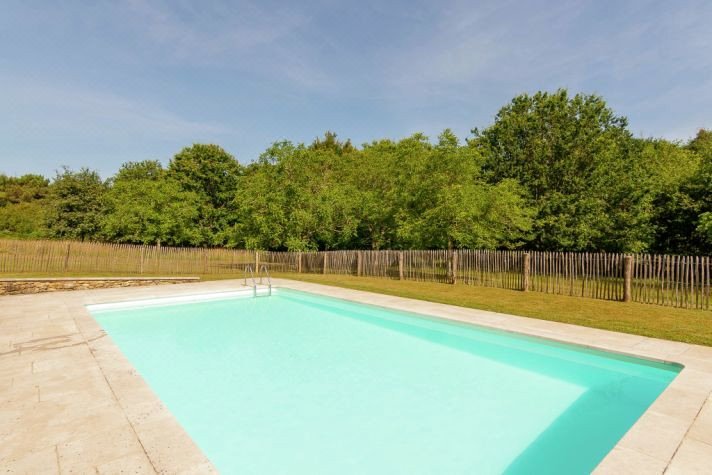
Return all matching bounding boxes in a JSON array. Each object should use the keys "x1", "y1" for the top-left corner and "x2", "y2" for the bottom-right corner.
[{"x1": 1, "y1": 90, "x2": 710, "y2": 254}]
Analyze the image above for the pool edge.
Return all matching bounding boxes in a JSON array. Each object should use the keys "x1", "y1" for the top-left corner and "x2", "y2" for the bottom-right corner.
[{"x1": 3, "y1": 278, "x2": 710, "y2": 472}]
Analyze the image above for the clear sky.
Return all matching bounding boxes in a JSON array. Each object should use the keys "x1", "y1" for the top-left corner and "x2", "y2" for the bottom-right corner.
[{"x1": 1, "y1": 0, "x2": 710, "y2": 178}]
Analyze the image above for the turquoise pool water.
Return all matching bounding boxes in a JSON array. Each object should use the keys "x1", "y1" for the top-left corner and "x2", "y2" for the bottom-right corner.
[{"x1": 90, "y1": 289, "x2": 680, "y2": 474}]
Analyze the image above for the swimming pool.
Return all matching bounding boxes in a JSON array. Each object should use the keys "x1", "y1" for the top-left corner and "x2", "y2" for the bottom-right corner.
[{"x1": 89, "y1": 288, "x2": 680, "y2": 474}]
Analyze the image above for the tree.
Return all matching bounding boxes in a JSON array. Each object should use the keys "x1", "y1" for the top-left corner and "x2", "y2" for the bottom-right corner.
[
  {"x1": 101, "y1": 161, "x2": 201, "y2": 245},
  {"x1": 698, "y1": 212, "x2": 712, "y2": 245},
  {"x1": 687, "y1": 130, "x2": 712, "y2": 252},
  {"x1": 308, "y1": 131, "x2": 355, "y2": 155},
  {"x1": 475, "y1": 89, "x2": 649, "y2": 252},
  {"x1": 232, "y1": 130, "x2": 533, "y2": 251},
  {"x1": 231, "y1": 146, "x2": 289, "y2": 250},
  {"x1": 2, "y1": 94, "x2": 707, "y2": 255},
  {"x1": 167, "y1": 144, "x2": 242, "y2": 245},
  {"x1": 233, "y1": 135, "x2": 361, "y2": 251},
  {"x1": 0, "y1": 174, "x2": 49, "y2": 206},
  {"x1": 45, "y1": 167, "x2": 106, "y2": 240},
  {"x1": 394, "y1": 130, "x2": 532, "y2": 249},
  {"x1": 0, "y1": 173, "x2": 50, "y2": 237},
  {"x1": 0, "y1": 202, "x2": 47, "y2": 238},
  {"x1": 639, "y1": 138, "x2": 701, "y2": 254}
]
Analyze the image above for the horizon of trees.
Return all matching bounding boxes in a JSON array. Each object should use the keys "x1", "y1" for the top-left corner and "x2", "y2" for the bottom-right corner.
[{"x1": 1, "y1": 89, "x2": 711, "y2": 254}]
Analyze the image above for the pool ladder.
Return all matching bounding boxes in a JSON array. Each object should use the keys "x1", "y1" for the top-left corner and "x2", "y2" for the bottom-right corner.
[{"x1": 244, "y1": 264, "x2": 272, "y2": 297}]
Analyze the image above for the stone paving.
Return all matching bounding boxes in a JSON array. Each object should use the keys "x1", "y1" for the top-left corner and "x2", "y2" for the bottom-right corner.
[{"x1": 1, "y1": 279, "x2": 711, "y2": 473}]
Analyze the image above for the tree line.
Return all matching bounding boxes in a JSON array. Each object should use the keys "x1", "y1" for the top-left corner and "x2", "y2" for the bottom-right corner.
[{"x1": 1, "y1": 89, "x2": 711, "y2": 254}]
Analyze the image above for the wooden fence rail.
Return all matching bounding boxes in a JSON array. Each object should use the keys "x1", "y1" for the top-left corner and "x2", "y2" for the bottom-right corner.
[
  {"x1": 0, "y1": 239, "x2": 255, "y2": 276},
  {"x1": 1, "y1": 239, "x2": 711, "y2": 310}
]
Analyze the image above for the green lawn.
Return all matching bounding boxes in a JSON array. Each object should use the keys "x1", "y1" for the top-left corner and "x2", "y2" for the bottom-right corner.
[{"x1": 274, "y1": 272, "x2": 712, "y2": 347}]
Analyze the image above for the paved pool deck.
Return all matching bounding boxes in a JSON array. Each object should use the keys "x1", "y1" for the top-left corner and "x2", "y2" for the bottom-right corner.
[{"x1": 1, "y1": 278, "x2": 711, "y2": 473}]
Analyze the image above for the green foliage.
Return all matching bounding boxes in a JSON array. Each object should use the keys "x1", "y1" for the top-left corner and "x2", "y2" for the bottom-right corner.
[
  {"x1": 45, "y1": 167, "x2": 106, "y2": 241},
  {"x1": 168, "y1": 144, "x2": 242, "y2": 245},
  {"x1": 698, "y1": 212, "x2": 712, "y2": 244},
  {"x1": 0, "y1": 174, "x2": 49, "y2": 206},
  {"x1": 101, "y1": 161, "x2": 201, "y2": 245},
  {"x1": 644, "y1": 129, "x2": 712, "y2": 254},
  {"x1": 233, "y1": 135, "x2": 362, "y2": 250},
  {"x1": 638, "y1": 138, "x2": 701, "y2": 253},
  {"x1": 233, "y1": 131, "x2": 533, "y2": 251},
  {"x1": 0, "y1": 201, "x2": 47, "y2": 238},
  {"x1": 1, "y1": 94, "x2": 709, "y2": 254},
  {"x1": 476, "y1": 89, "x2": 655, "y2": 252},
  {"x1": 687, "y1": 130, "x2": 712, "y2": 251},
  {"x1": 0, "y1": 173, "x2": 50, "y2": 237},
  {"x1": 394, "y1": 130, "x2": 532, "y2": 249}
]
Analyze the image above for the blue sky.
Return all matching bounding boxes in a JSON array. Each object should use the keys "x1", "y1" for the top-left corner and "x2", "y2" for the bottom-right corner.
[{"x1": 1, "y1": 0, "x2": 710, "y2": 177}]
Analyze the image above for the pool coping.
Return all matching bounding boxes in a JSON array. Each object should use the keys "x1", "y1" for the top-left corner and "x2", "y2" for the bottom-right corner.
[{"x1": 1, "y1": 278, "x2": 711, "y2": 473}]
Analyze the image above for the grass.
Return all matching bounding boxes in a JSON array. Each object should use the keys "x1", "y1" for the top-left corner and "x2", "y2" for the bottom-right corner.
[{"x1": 273, "y1": 272, "x2": 712, "y2": 347}]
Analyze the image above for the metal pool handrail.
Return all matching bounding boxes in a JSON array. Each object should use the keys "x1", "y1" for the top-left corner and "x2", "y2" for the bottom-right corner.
[
  {"x1": 244, "y1": 265, "x2": 257, "y2": 297},
  {"x1": 258, "y1": 264, "x2": 272, "y2": 296}
]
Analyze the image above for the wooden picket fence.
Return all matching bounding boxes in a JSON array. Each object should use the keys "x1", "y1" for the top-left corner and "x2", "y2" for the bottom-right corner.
[
  {"x1": 1, "y1": 239, "x2": 711, "y2": 310},
  {"x1": 528, "y1": 252, "x2": 626, "y2": 301},
  {"x1": 0, "y1": 239, "x2": 254, "y2": 276}
]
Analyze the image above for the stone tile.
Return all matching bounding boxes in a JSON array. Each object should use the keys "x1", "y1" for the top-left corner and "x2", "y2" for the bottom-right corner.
[
  {"x1": 0, "y1": 445, "x2": 59, "y2": 475},
  {"x1": 669, "y1": 368, "x2": 712, "y2": 393},
  {"x1": 632, "y1": 337, "x2": 691, "y2": 359},
  {"x1": 31, "y1": 354, "x2": 94, "y2": 376},
  {"x1": 31, "y1": 322, "x2": 80, "y2": 339},
  {"x1": 0, "y1": 405, "x2": 22, "y2": 433},
  {"x1": 135, "y1": 419, "x2": 213, "y2": 472},
  {"x1": 109, "y1": 377, "x2": 157, "y2": 408},
  {"x1": 688, "y1": 397, "x2": 712, "y2": 445},
  {"x1": 0, "y1": 338, "x2": 12, "y2": 353},
  {"x1": 32, "y1": 346, "x2": 92, "y2": 367},
  {"x1": 593, "y1": 446, "x2": 666, "y2": 474},
  {"x1": 0, "y1": 381, "x2": 40, "y2": 410},
  {"x1": 57, "y1": 425, "x2": 145, "y2": 472},
  {"x1": 0, "y1": 356, "x2": 33, "y2": 381},
  {"x1": 648, "y1": 385, "x2": 710, "y2": 423},
  {"x1": 604, "y1": 411, "x2": 688, "y2": 462},
  {"x1": 121, "y1": 399, "x2": 173, "y2": 428},
  {"x1": 38, "y1": 370, "x2": 114, "y2": 405},
  {"x1": 2, "y1": 419, "x2": 46, "y2": 459},
  {"x1": 681, "y1": 345, "x2": 712, "y2": 360},
  {"x1": 175, "y1": 461, "x2": 219, "y2": 474},
  {"x1": 0, "y1": 399, "x2": 125, "y2": 461},
  {"x1": 47, "y1": 400, "x2": 128, "y2": 437},
  {"x1": 680, "y1": 355, "x2": 712, "y2": 373},
  {"x1": 95, "y1": 453, "x2": 155, "y2": 474},
  {"x1": 665, "y1": 438, "x2": 712, "y2": 474}
]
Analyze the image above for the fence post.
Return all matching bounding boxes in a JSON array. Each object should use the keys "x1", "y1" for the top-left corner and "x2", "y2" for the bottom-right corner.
[
  {"x1": 623, "y1": 255, "x2": 633, "y2": 302},
  {"x1": 522, "y1": 253, "x2": 531, "y2": 292},
  {"x1": 140, "y1": 246, "x2": 145, "y2": 274},
  {"x1": 154, "y1": 240, "x2": 161, "y2": 273},
  {"x1": 452, "y1": 250, "x2": 458, "y2": 284},
  {"x1": 63, "y1": 242, "x2": 71, "y2": 271},
  {"x1": 398, "y1": 251, "x2": 404, "y2": 280},
  {"x1": 255, "y1": 250, "x2": 260, "y2": 271},
  {"x1": 357, "y1": 251, "x2": 363, "y2": 277},
  {"x1": 297, "y1": 252, "x2": 302, "y2": 273},
  {"x1": 323, "y1": 252, "x2": 328, "y2": 274}
]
